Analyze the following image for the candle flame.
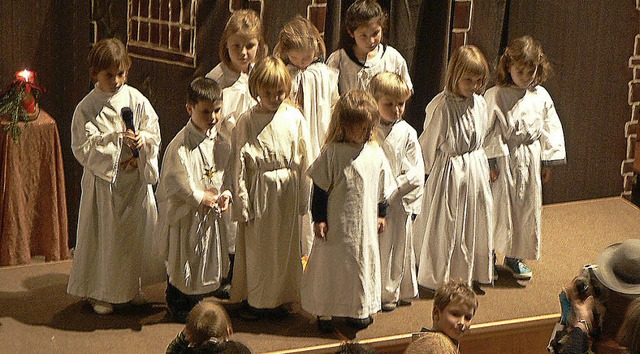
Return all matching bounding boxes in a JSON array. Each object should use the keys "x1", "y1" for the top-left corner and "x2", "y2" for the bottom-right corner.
[{"x1": 16, "y1": 69, "x2": 34, "y2": 83}]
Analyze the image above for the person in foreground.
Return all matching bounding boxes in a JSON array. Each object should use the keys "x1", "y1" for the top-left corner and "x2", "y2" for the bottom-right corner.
[
  {"x1": 405, "y1": 281, "x2": 478, "y2": 354},
  {"x1": 166, "y1": 301, "x2": 252, "y2": 353},
  {"x1": 548, "y1": 239, "x2": 640, "y2": 353}
]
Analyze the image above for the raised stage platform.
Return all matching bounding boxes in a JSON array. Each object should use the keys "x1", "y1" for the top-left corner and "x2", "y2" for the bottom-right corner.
[{"x1": 1, "y1": 197, "x2": 638, "y2": 353}]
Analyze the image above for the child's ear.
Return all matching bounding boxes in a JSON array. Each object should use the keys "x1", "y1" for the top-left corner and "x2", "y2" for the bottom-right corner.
[
  {"x1": 432, "y1": 307, "x2": 441, "y2": 323},
  {"x1": 186, "y1": 102, "x2": 193, "y2": 116},
  {"x1": 348, "y1": 29, "x2": 355, "y2": 39},
  {"x1": 89, "y1": 67, "x2": 97, "y2": 80}
]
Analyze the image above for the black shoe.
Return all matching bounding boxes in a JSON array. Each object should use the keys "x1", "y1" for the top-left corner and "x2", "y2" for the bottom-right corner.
[
  {"x1": 347, "y1": 315, "x2": 373, "y2": 329},
  {"x1": 212, "y1": 283, "x2": 231, "y2": 299},
  {"x1": 398, "y1": 299, "x2": 413, "y2": 306},
  {"x1": 239, "y1": 306, "x2": 260, "y2": 321},
  {"x1": 317, "y1": 316, "x2": 334, "y2": 333},
  {"x1": 265, "y1": 305, "x2": 289, "y2": 319}
]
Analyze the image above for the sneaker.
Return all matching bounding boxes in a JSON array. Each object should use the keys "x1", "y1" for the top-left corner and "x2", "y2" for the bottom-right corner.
[
  {"x1": 381, "y1": 302, "x2": 397, "y2": 312},
  {"x1": 317, "y1": 316, "x2": 334, "y2": 333},
  {"x1": 91, "y1": 300, "x2": 114, "y2": 315},
  {"x1": 347, "y1": 315, "x2": 373, "y2": 329},
  {"x1": 398, "y1": 299, "x2": 413, "y2": 307},
  {"x1": 505, "y1": 257, "x2": 532, "y2": 280}
]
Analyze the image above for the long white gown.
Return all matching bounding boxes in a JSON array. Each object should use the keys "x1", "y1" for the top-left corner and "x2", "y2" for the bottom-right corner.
[
  {"x1": 375, "y1": 120, "x2": 424, "y2": 304},
  {"x1": 484, "y1": 85, "x2": 566, "y2": 260},
  {"x1": 67, "y1": 84, "x2": 162, "y2": 304},
  {"x1": 155, "y1": 120, "x2": 231, "y2": 295},
  {"x1": 302, "y1": 142, "x2": 395, "y2": 318},
  {"x1": 413, "y1": 91, "x2": 494, "y2": 290},
  {"x1": 206, "y1": 62, "x2": 256, "y2": 257},
  {"x1": 326, "y1": 44, "x2": 413, "y2": 95},
  {"x1": 288, "y1": 61, "x2": 339, "y2": 257},
  {"x1": 227, "y1": 103, "x2": 311, "y2": 309}
]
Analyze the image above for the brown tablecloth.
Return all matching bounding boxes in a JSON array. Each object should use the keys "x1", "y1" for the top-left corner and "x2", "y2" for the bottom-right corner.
[{"x1": 0, "y1": 109, "x2": 69, "y2": 266}]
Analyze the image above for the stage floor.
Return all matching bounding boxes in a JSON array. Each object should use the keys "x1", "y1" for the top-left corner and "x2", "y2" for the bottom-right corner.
[{"x1": 1, "y1": 197, "x2": 639, "y2": 353}]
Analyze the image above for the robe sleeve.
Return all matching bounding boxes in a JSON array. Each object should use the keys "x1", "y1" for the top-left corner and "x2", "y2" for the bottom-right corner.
[
  {"x1": 297, "y1": 114, "x2": 312, "y2": 215},
  {"x1": 227, "y1": 116, "x2": 251, "y2": 222},
  {"x1": 419, "y1": 94, "x2": 448, "y2": 175},
  {"x1": 134, "y1": 99, "x2": 161, "y2": 184},
  {"x1": 159, "y1": 143, "x2": 205, "y2": 209},
  {"x1": 539, "y1": 87, "x2": 566, "y2": 165},
  {"x1": 307, "y1": 145, "x2": 332, "y2": 193},
  {"x1": 398, "y1": 126, "x2": 425, "y2": 214},
  {"x1": 483, "y1": 88, "x2": 510, "y2": 159},
  {"x1": 71, "y1": 100, "x2": 123, "y2": 183}
]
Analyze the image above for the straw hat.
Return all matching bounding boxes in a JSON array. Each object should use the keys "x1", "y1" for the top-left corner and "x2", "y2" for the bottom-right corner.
[{"x1": 594, "y1": 239, "x2": 640, "y2": 295}]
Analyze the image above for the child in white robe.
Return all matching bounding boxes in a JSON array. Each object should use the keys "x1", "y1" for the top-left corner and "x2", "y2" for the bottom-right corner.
[
  {"x1": 205, "y1": 9, "x2": 267, "y2": 298},
  {"x1": 274, "y1": 15, "x2": 339, "y2": 258},
  {"x1": 484, "y1": 36, "x2": 566, "y2": 280},
  {"x1": 302, "y1": 90, "x2": 395, "y2": 332},
  {"x1": 225, "y1": 56, "x2": 311, "y2": 320},
  {"x1": 412, "y1": 45, "x2": 494, "y2": 292},
  {"x1": 326, "y1": 0, "x2": 412, "y2": 95},
  {"x1": 369, "y1": 72, "x2": 424, "y2": 311},
  {"x1": 67, "y1": 38, "x2": 161, "y2": 315},
  {"x1": 155, "y1": 78, "x2": 232, "y2": 323}
]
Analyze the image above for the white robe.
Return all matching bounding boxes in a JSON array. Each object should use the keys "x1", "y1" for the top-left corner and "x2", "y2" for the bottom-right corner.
[
  {"x1": 206, "y1": 62, "x2": 256, "y2": 256},
  {"x1": 288, "y1": 61, "x2": 339, "y2": 257},
  {"x1": 155, "y1": 120, "x2": 232, "y2": 295},
  {"x1": 302, "y1": 142, "x2": 395, "y2": 318},
  {"x1": 413, "y1": 92, "x2": 494, "y2": 289},
  {"x1": 375, "y1": 120, "x2": 424, "y2": 303},
  {"x1": 484, "y1": 85, "x2": 566, "y2": 260},
  {"x1": 326, "y1": 44, "x2": 413, "y2": 95},
  {"x1": 67, "y1": 84, "x2": 162, "y2": 304},
  {"x1": 227, "y1": 103, "x2": 311, "y2": 309}
]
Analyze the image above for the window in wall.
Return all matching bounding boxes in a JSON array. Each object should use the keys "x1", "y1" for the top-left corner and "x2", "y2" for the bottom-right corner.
[{"x1": 127, "y1": 0, "x2": 197, "y2": 67}]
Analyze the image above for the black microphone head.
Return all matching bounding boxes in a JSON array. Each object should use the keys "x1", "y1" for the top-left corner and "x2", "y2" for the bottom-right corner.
[
  {"x1": 121, "y1": 107, "x2": 135, "y2": 131},
  {"x1": 121, "y1": 107, "x2": 133, "y2": 122}
]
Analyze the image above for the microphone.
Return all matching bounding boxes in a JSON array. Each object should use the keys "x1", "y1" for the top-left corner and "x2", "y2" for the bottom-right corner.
[{"x1": 121, "y1": 107, "x2": 139, "y2": 157}]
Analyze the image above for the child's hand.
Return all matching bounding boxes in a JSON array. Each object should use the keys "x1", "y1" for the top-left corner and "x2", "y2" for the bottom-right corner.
[
  {"x1": 217, "y1": 191, "x2": 231, "y2": 212},
  {"x1": 120, "y1": 157, "x2": 138, "y2": 170},
  {"x1": 123, "y1": 130, "x2": 143, "y2": 150},
  {"x1": 377, "y1": 217, "x2": 386, "y2": 234},
  {"x1": 201, "y1": 190, "x2": 218, "y2": 209},
  {"x1": 489, "y1": 168, "x2": 500, "y2": 182},
  {"x1": 541, "y1": 167, "x2": 552, "y2": 183},
  {"x1": 314, "y1": 222, "x2": 328, "y2": 240}
]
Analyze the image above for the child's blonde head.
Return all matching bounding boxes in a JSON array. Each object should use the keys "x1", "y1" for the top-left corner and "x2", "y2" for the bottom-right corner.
[
  {"x1": 340, "y1": 0, "x2": 387, "y2": 49},
  {"x1": 445, "y1": 45, "x2": 489, "y2": 96},
  {"x1": 325, "y1": 90, "x2": 379, "y2": 144},
  {"x1": 495, "y1": 35, "x2": 552, "y2": 87},
  {"x1": 248, "y1": 56, "x2": 292, "y2": 101},
  {"x1": 274, "y1": 15, "x2": 326, "y2": 63},
  {"x1": 433, "y1": 280, "x2": 478, "y2": 319},
  {"x1": 185, "y1": 301, "x2": 232, "y2": 346},
  {"x1": 88, "y1": 38, "x2": 131, "y2": 76},
  {"x1": 219, "y1": 10, "x2": 267, "y2": 68},
  {"x1": 368, "y1": 72, "x2": 412, "y2": 102}
]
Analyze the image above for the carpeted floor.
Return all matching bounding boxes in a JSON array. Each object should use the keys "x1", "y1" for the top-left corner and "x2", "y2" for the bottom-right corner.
[{"x1": 1, "y1": 197, "x2": 639, "y2": 353}]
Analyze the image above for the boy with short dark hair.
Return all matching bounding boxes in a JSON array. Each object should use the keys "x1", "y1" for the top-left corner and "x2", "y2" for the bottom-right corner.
[{"x1": 155, "y1": 77, "x2": 233, "y2": 323}]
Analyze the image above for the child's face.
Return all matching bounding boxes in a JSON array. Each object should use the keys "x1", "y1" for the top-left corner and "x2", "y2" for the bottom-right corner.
[
  {"x1": 350, "y1": 19, "x2": 382, "y2": 56},
  {"x1": 187, "y1": 99, "x2": 222, "y2": 133},
  {"x1": 510, "y1": 62, "x2": 537, "y2": 89},
  {"x1": 344, "y1": 121, "x2": 373, "y2": 144},
  {"x1": 288, "y1": 49, "x2": 315, "y2": 70},
  {"x1": 93, "y1": 65, "x2": 127, "y2": 93},
  {"x1": 433, "y1": 299, "x2": 475, "y2": 341},
  {"x1": 377, "y1": 95, "x2": 406, "y2": 124},
  {"x1": 227, "y1": 32, "x2": 259, "y2": 73},
  {"x1": 258, "y1": 87, "x2": 286, "y2": 113},
  {"x1": 456, "y1": 73, "x2": 483, "y2": 98}
]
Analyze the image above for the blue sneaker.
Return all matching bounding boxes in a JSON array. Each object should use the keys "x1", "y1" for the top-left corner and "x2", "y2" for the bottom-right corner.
[{"x1": 505, "y1": 257, "x2": 532, "y2": 280}]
